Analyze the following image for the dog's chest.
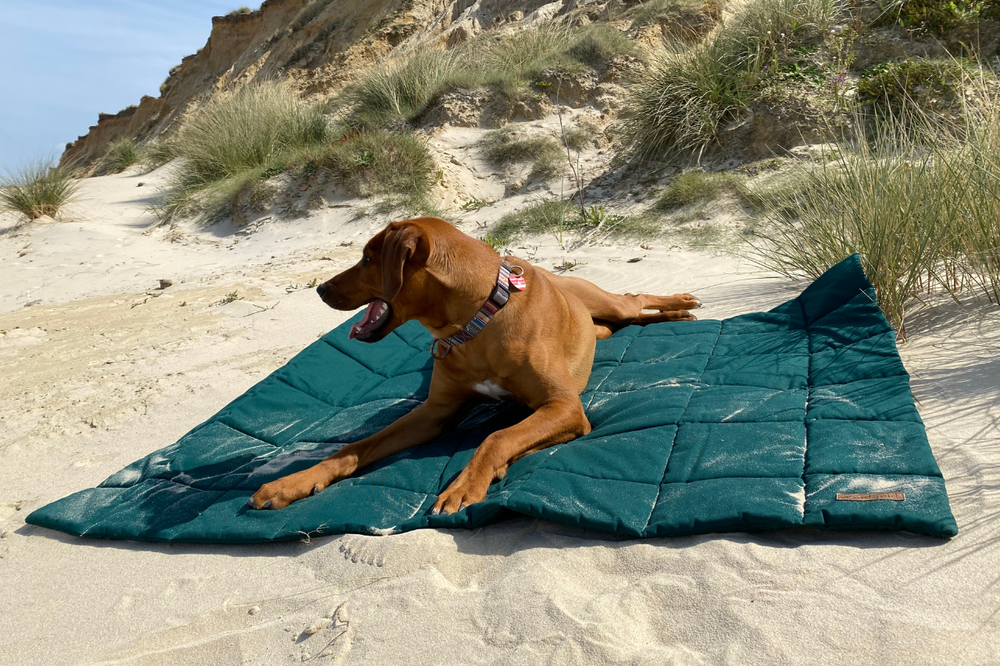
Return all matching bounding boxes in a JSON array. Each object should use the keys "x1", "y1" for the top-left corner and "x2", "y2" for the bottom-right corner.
[{"x1": 472, "y1": 379, "x2": 511, "y2": 400}]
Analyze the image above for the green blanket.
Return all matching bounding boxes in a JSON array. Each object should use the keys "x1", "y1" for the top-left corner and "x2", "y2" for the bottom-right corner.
[{"x1": 27, "y1": 255, "x2": 957, "y2": 542}]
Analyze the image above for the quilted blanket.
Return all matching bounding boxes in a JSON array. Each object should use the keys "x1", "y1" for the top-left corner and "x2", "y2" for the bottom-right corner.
[{"x1": 27, "y1": 254, "x2": 958, "y2": 542}]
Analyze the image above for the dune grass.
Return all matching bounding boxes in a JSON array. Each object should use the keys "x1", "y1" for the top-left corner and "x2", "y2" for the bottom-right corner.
[
  {"x1": 483, "y1": 199, "x2": 659, "y2": 249},
  {"x1": 657, "y1": 170, "x2": 741, "y2": 209},
  {"x1": 142, "y1": 140, "x2": 178, "y2": 169},
  {"x1": 616, "y1": 0, "x2": 843, "y2": 162},
  {"x1": 308, "y1": 129, "x2": 435, "y2": 197},
  {"x1": 342, "y1": 24, "x2": 638, "y2": 129},
  {"x1": 856, "y1": 58, "x2": 977, "y2": 122},
  {"x1": 750, "y1": 98, "x2": 1000, "y2": 338},
  {"x1": 480, "y1": 129, "x2": 564, "y2": 180},
  {"x1": 0, "y1": 161, "x2": 78, "y2": 221},
  {"x1": 157, "y1": 82, "x2": 433, "y2": 222},
  {"x1": 100, "y1": 137, "x2": 142, "y2": 174},
  {"x1": 175, "y1": 83, "x2": 330, "y2": 188}
]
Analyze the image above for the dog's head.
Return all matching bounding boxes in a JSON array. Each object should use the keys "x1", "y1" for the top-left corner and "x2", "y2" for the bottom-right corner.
[{"x1": 317, "y1": 219, "x2": 437, "y2": 343}]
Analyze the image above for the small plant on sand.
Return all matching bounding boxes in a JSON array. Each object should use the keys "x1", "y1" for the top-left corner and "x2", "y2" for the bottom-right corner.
[
  {"x1": 479, "y1": 232, "x2": 505, "y2": 253},
  {"x1": 214, "y1": 290, "x2": 242, "y2": 305},
  {"x1": 226, "y1": 6, "x2": 254, "y2": 18},
  {"x1": 484, "y1": 199, "x2": 659, "y2": 247},
  {"x1": 462, "y1": 196, "x2": 497, "y2": 211},
  {"x1": 480, "y1": 129, "x2": 564, "y2": 181},
  {"x1": 100, "y1": 137, "x2": 142, "y2": 174},
  {"x1": 657, "y1": 170, "x2": 741, "y2": 210},
  {"x1": 0, "y1": 161, "x2": 78, "y2": 221}
]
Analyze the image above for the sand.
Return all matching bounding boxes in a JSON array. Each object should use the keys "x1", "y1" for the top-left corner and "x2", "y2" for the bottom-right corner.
[{"x1": 1, "y1": 164, "x2": 998, "y2": 665}]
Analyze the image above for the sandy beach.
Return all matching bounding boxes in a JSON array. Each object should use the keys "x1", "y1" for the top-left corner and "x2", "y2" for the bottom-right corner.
[{"x1": 2, "y1": 166, "x2": 999, "y2": 665}]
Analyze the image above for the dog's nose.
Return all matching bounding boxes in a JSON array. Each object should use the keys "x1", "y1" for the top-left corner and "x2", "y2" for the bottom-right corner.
[{"x1": 316, "y1": 283, "x2": 327, "y2": 299}]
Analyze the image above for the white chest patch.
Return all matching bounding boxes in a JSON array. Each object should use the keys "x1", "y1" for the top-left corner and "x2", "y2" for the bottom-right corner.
[{"x1": 473, "y1": 380, "x2": 511, "y2": 400}]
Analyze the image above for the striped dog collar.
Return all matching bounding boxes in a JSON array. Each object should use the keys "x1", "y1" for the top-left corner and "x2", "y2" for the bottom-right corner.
[{"x1": 430, "y1": 262, "x2": 525, "y2": 359}]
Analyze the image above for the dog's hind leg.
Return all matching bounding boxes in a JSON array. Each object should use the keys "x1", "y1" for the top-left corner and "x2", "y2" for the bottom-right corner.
[{"x1": 546, "y1": 272, "x2": 700, "y2": 329}]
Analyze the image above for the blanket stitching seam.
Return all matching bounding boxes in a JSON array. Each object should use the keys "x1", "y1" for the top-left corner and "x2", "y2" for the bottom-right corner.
[
  {"x1": 583, "y1": 331, "x2": 641, "y2": 413},
  {"x1": 641, "y1": 322, "x2": 723, "y2": 535}
]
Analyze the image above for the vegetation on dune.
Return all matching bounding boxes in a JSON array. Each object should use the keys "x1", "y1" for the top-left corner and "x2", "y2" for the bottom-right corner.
[
  {"x1": 174, "y1": 83, "x2": 330, "y2": 188},
  {"x1": 482, "y1": 199, "x2": 660, "y2": 250},
  {"x1": 156, "y1": 82, "x2": 434, "y2": 222},
  {"x1": 225, "y1": 6, "x2": 254, "y2": 18},
  {"x1": 479, "y1": 129, "x2": 564, "y2": 181},
  {"x1": 856, "y1": 58, "x2": 981, "y2": 122},
  {"x1": 751, "y1": 98, "x2": 1000, "y2": 338},
  {"x1": 58, "y1": 0, "x2": 1000, "y2": 344},
  {"x1": 874, "y1": 0, "x2": 1000, "y2": 40},
  {"x1": 311, "y1": 129, "x2": 435, "y2": 197},
  {"x1": 141, "y1": 139, "x2": 178, "y2": 169},
  {"x1": 341, "y1": 24, "x2": 639, "y2": 129},
  {"x1": 0, "y1": 161, "x2": 78, "y2": 221},
  {"x1": 100, "y1": 137, "x2": 142, "y2": 174},
  {"x1": 616, "y1": 0, "x2": 844, "y2": 162},
  {"x1": 291, "y1": 0, "x2": 335, "y2": 31},
  {"x1": 657, "y1": 170, "x2": 741, "y2": 209}
]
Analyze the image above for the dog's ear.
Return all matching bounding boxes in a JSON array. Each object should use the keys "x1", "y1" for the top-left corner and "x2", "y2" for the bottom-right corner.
[{"x1": 381, "y1": 223, "x2": 424, "y2": 301}]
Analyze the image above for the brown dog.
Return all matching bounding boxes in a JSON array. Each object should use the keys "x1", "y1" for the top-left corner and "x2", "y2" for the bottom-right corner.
[{"x1": 249, "y1": 217, "x2": 698, "y2": 514}]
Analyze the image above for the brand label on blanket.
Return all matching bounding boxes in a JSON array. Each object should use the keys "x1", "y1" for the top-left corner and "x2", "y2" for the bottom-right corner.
[{"x1": 836, "y1": 492, "x2": 905, "y2": 501}]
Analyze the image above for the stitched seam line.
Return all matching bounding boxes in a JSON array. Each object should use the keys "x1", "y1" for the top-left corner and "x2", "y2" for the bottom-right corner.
[
  {"x1": 641, "y1": 323, "x2": 722, "y2": 534},
  {"x1": 584, "y1": 332, "x2": 641, "y2": 412}
]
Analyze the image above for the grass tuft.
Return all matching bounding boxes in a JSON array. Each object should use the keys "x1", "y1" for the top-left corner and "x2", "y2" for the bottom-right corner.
[
  {"x1": 480, "y1": 128, "x2": 564, "y2": 180},
  {"x1": 0, "y1": 161, "x2": 78, "y2": 221},
  {"x1": 157, "y1": 82, "x2": 433, "y2": 222},
  {"x1": 657, "y1": 170, "x2": 740, "y2": 209},
  {"x1": 751, "y1": 97, "x2": 1000, "y2": 337},
  {"x1": 857, "y1": 58, "x2": 977, "y2": 123},
  {"x1": 315, "y1": 129, "x2": 435, "y2": 197},
  {"x1": 175, "y1": 83, "x2": 330, "y2": 189},
  {"x1": 616, "y1": 0, "x2": 843, "y2": 161},
  {"x1": 100, "y1": 137, "x2": 142, "y2": 174},
  {"x1": 484, "y1": 199, "x2": 659, "y2": 248},
  {"x1": 561, "y1": 23, "x2": 638, "y2": 70},
  {"x1": 142, "y1": 139, "x2": 178, "y2": 169}
]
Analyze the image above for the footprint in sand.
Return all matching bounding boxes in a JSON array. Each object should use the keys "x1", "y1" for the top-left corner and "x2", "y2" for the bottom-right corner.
[
  {"x1": 0, "y1": 499, "x2": 29, "y2": 522},
  {"x1": 337, "y1": 534, "x2": 388, "y2": 567}
]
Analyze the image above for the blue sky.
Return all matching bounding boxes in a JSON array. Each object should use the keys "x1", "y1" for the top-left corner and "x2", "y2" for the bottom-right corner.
[{"x1": 0, "y1": 0, "x2": 243, "y2": 171}]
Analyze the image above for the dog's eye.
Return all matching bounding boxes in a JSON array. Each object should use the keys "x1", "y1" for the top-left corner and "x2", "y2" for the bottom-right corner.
[{"x1": 361, "y1": 255, "x2": 370, "y2": 267}]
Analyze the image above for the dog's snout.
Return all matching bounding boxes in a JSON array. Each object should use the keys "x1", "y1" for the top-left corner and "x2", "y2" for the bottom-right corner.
[{"x1": 316, "y1": 283, "x2": 327, "y2": 299}]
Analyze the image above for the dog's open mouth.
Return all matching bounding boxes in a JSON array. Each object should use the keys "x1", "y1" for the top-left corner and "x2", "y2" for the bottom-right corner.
[{"x1": 350, "y1": 299, "x2": 392, "y2": 341}]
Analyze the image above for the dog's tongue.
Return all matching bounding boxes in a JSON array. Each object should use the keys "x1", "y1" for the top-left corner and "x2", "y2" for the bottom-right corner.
[{"x1": 349, "y1": 300, "x2": 386, "y2": 339}]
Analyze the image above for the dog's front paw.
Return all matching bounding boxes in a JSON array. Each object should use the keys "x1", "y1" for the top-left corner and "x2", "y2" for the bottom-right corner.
[
  {"x1": 431, "y1": 473, "x2": 490, "y2": 515},
  {"x1": 248, "y1": 467, "x2": 332, "y2": 510},
  {"x1": 676, "y1": 293, "x2": 702, "y2": 310}
]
